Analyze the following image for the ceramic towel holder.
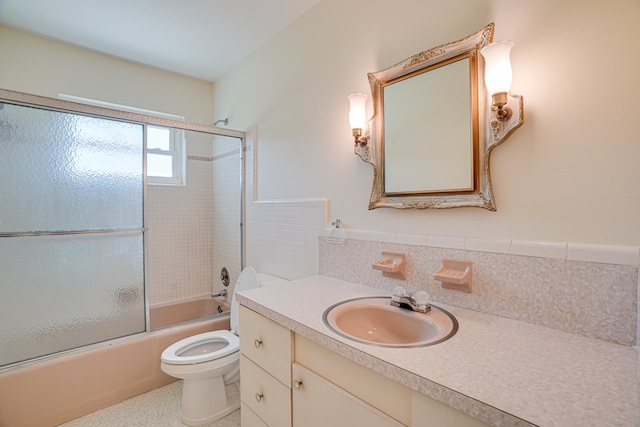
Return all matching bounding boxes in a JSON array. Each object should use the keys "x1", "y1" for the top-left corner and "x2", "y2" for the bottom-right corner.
[
  {"x1": 372, "y1": 252, "x2": 406, "y2": 280},
  {"x1": 435, "y1": 259, "x2": 472, "y2": 293}
]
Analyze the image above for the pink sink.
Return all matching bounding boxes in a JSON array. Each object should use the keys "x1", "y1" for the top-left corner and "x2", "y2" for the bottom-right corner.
[{"x1": 323, "y1": 297, "x2": 458, "y2": 347}]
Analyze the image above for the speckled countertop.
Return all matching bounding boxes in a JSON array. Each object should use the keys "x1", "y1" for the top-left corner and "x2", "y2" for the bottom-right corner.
[{"x1": 237, "y1": 275, "x2": 640, "y2": 427}]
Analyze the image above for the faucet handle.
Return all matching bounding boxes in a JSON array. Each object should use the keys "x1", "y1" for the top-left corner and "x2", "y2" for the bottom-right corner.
[
  {"x1": 390, "y1": 286, "x2": 406, "y2": 306},
  {"x1": 413, "y1": 291, "x2": 430, "y2": 306}
]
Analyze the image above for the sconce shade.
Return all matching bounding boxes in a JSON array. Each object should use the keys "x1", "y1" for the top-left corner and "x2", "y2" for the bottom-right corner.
[
  {"x1": 348, "y1": 93, "x2": 367, "y2": 129},
  {"x1": 480, "y1": 41, "x2": 514, "y2": 95}
]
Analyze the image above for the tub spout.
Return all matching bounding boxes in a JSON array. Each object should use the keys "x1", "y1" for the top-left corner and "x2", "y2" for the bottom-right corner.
[{"x1": 211, "y1": 289, "x2": 228, "y2": 298}]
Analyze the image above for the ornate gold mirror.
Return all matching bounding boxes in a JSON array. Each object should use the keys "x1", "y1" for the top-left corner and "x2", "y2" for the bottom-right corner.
[{"x1": 355, "y1": 23, "x2": 523, "y2": 211}]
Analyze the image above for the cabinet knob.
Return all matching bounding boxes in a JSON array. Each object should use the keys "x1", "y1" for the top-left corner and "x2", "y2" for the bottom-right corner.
[
  {"x1": 255, "y1": 392, "x2": 264, "y2": 402},
  {"x1": 254, "y1": 339, "x2": 263, "y2": 348},
  {"x1": 293, "y1": 379, "x2": 303, "y2": 391}
]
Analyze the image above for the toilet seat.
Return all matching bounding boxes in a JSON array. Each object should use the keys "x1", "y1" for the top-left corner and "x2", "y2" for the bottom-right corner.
[{"x1": 161, "y1": 330, "x2": 239, "y2": 365}]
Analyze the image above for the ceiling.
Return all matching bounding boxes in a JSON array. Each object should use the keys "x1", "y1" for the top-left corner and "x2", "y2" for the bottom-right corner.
[{"x1": 0, "y1": 0, "x2": 321, "y2": 82}]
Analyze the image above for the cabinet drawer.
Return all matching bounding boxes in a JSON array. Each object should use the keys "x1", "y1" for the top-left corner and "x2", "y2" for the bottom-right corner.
[
  {"x1": 240, "y1": 402, "x2": 269, "y2": 427},
  {"x1": 241, "y1": 355, "x2": 292, "y2": 427},
  {"x1": 239, "y1": 305, "x2": 293, "y2": 386}
]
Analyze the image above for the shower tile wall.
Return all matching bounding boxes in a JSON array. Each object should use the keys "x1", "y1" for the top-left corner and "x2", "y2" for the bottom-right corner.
[
  {"x1": 146, "y1": 139, "x2": 214, "y2": 305},
  {"x1": 211, "y1": 138, "x2": 242, "y2": 292}
]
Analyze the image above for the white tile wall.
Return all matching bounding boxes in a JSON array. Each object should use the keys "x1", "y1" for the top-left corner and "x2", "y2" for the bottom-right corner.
[
  {"x1": 428, "y1": 234, "x2": 466, "y2": 250},
  {"x1": 465, "y1": 237, "x2": 511, "y2": 254},
  {"x1": 211, "y1": 136, "x2": 243, "y2": 293},
  {"x1": 510, "y1": 239, "x2": 568, "y2": 260},
  {"x1": 369, "y1": 231, "x2": 397, "y2": 243},
  {"x1": 335, "y1": 229, "x2": 640, "y2": 267},
  {"x1": 396, "y1": 233, "x2": 429, "y2": 246},
  {"x1": 246, "y1": 199, "x2": 327, "y2": 280},
  {"x1": 567, "y1": 242, "x2": 640, "y2": 266},
  {"x1": 244, "y1": 129, "x2": 327, "y2": 280}
]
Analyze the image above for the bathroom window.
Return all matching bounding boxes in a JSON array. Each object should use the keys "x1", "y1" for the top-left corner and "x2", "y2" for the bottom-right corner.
[
  {"x1": 146, "y1": 125, "x2": 185, "y2": 185},
  {"x1": 58, "y1": 94, "x2": 186, "y2": 186}
]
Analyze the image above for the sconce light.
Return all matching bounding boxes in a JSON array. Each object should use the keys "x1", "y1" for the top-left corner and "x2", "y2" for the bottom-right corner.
[
  {"x1": 480, "y1": 40, "x2": 514, "y2": 121},
  {"x1": 348, "y1": 93, "x2": 368, "y2": 146}
]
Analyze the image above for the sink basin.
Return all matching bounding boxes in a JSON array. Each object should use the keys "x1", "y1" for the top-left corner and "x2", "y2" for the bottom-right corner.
[{"x1": 322, "y1": 296, "x2": 458, "y2": 347}]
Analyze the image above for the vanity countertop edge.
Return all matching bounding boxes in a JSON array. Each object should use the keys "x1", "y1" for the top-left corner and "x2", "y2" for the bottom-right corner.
[{"x1": 236, "y1": 275, "x2": 640, "y2": 427}]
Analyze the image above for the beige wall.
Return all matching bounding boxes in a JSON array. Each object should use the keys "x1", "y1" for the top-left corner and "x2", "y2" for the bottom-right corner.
[
  {"x1": 213, "y1": 0, "x2": 640, "y2": 247},
  {"x1": 0, "y1": 26, "x2": 213, "y2": 124},
  {"x1": 2, "y1": 1, "x2": 639, "y2": 247}
]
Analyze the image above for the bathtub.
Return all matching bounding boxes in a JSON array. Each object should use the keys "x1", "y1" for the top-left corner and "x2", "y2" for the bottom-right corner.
[
  {"x1": 0, "y1": 299, "x2": 231, "y2": 427},
  {"x1": 150, "y1": 295, "x2": 230, "y2": 330}
]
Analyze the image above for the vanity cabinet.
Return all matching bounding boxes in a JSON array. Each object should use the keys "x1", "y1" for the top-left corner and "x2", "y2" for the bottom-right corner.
[
  {"x1": 294, "y1": 334, "x2": 490, "y2": 427},
  {"x1": 239, "y1": 306, "x2": 293, "y2": 427},
  {"x1": 239, "y1": 305, "x2": 489, "y2": 427}
]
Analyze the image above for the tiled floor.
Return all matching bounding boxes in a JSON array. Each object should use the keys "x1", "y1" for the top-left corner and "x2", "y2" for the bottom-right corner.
[{"x1": 58, "y1": 381, "x2": 240, "y2": 427}]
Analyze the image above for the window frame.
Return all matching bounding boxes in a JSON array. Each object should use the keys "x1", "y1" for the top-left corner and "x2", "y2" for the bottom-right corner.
[{"x1": 146, "y1": 125, "x2": 186, "y2": 186}]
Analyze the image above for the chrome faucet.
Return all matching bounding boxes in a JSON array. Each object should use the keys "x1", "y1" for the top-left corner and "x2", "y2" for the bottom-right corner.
[
  {"x1": 211, "y1": 289, "x2": 228, "y2": 298},
  {"x1": 390, "y1": 287, "x2": 431, "y2": 313}
]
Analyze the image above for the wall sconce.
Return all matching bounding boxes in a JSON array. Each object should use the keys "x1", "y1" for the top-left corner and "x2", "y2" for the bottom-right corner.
[
  {"x1": 348, "y1": 93, "x2": 368, "y2": 146},
  {"x1": 480, "y1": 40, "x2": 523, "y2": 144},
  {"x1": 480, "y1": 40, "x2": 514, "y2": 121}
]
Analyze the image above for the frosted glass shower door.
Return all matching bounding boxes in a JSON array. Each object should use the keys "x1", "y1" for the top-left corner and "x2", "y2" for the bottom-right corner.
[{"x1": 0, "y1": 102, "x2": 145, "y2": 367}]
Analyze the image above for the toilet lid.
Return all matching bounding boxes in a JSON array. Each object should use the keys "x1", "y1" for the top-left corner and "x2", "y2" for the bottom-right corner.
[
  {"x1": 230, "y1": 266, "x2": 259, "y2": 334},
  {"x1": 161, "y1": 330, "x2": 239, "y2": 365}
]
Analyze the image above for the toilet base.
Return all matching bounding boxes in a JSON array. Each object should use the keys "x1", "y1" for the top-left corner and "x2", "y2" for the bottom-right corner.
[{"x1": 180, "y1": 378, "x2": 240, "y2": 426}]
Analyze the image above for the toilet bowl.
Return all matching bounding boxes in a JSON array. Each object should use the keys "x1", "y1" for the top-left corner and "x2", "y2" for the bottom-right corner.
[{"x1": 160, "y1": 267, "x2": 288, "y2": 425}]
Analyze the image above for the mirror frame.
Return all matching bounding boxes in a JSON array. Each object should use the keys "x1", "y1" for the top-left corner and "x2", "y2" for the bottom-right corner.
[{"x1": 356, "y1": 23, "x2": 523, "y2": 211}]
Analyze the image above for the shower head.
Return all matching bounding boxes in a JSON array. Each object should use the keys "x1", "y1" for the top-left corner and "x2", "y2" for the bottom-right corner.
[{"x1": 213, "y1": 118, "x2": 228, "y2": 126}]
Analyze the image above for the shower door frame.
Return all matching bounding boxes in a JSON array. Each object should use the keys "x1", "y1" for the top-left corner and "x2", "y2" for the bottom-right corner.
[{"x1": 0, "y1": 88, "x2": 246, "y2": 337}]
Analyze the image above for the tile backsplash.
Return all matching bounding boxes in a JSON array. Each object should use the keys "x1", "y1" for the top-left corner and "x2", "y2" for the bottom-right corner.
[{"x1": 319, "y1": 235, "x2": 639, "y2": 347}]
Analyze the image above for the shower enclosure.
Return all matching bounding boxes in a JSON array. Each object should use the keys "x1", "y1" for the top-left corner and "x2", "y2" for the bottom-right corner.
[{"x1": 0, "y1": 89, "x2": 244, "y2": 369}]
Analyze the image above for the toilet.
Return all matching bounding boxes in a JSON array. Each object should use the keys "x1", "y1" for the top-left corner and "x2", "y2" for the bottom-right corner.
[{"x1": 160, "y1": 266, "x2": 288, "y2": 425}]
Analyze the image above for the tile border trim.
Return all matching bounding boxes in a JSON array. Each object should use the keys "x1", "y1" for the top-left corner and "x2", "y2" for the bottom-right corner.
[{"x1": 321, "y1": 229, "x2": 640, "y2": 266}]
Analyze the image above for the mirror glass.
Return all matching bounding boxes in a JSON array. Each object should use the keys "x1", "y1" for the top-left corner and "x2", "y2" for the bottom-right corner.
[
  {"x1": 359, "y1": 23, "x2": 498, "y2": 210},
  {"x1": 383, "y1": 56, "x2": 473, "y2": 194}
]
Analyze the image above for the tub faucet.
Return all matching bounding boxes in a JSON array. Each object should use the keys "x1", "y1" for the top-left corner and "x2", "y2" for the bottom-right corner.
[
  {"x1": 211, "y1": 289, "x2": 228, "y2": 298},
  {"x1": 390, "y1": 287, "x2": 431, "y2": 313}
]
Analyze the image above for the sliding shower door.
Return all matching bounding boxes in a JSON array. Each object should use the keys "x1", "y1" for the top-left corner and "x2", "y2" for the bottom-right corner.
[{"x1": 0, "y1": 101, "x2": 145, "y2": 367}]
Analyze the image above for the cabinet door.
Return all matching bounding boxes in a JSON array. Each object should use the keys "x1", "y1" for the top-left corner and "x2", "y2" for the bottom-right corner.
[{"x1": 292, "y1": 363, "x2": 405, "y2": 427}]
